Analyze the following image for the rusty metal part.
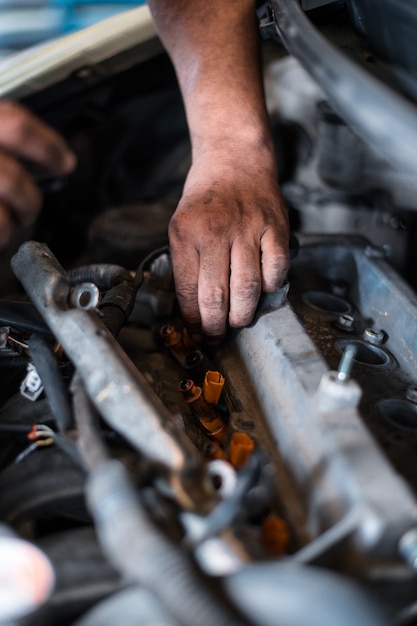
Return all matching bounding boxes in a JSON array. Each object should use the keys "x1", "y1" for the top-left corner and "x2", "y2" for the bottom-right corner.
[{"x1": 11, "y1": 241, "x2": 212, "y2": 510}]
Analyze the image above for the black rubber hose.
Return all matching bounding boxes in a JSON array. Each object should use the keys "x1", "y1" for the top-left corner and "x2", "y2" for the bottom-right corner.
[
  {"x1": 97, "y1": 302, "x2": 127, "y2": 339},
  {"x1": 28, "y1": 333, "x2": 72, "y2": 433},
  {"x1": 0, "y1": 301, "x2": 51, "y2": 334},
  {"x1": 0, "y1": 394, "x2": 54, "y2": 425},
  {"x1": 68, "y1": 265, "x2": 133, "y2": 291},
  {"x1": 0, "y1": 423, "x2": 32, "y2": 434},
  {"x1": 87, "y1": 460, "x2": 248, "y2": 626},
  {"x1": 0, "y1": 356, "x2": 29, "y2": 368},
  {"x1": 69, "y1": 265, "x2": 136, "y2": 337}
]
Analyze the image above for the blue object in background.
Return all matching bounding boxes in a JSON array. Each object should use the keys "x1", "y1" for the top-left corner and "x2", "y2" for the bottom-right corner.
[
  {"x1": 50, "y1": 1, "x2": 145, "y2": 33},
  {"x1": 0, "y1": 1, "x2": 146, "y2": 53}
]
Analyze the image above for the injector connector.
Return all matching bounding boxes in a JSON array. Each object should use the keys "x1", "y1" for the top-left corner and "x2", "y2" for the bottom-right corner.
[
  {"x1": 228, "y1": 432, "x2": 255, "y2": 469},
  {"x1": 203, "y1": 371, "x2": 225, "y2": 405},
  {"x1": 179, "y1": 378, "x2": 227, "y2": 444}
]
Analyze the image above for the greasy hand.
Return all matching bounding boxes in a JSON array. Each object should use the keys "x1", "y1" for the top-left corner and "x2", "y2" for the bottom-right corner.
[
  {"x1": 0, "y1": 101, "x2": 76, "y2": 247},
  {"x1": 169, "y1": 152, "x2": 289, "y2": 343}
]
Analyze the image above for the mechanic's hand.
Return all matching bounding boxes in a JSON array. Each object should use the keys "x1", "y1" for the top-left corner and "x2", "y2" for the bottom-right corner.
[
  {"x1": 169, "y1": 151, "x2": 289, "y2": 343},
  {"x1": 0, "y1": 101, "x2": 76, "y2": 247}
]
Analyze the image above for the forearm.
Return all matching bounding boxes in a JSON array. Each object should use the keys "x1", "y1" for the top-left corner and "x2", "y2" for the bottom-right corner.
[
  {"x1": 147, "y1": 0, "x2": 288, "y2": 341},
  {"x1": 147, "y1": 0, "x2": 275, "y2": 165}
]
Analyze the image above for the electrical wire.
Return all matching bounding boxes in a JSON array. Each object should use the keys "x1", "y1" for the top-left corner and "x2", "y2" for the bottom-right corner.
[
  {"x1": 14, "y1": 437, "x2": 54, "y2": 464},
  {"x1": 0, "y1": 423, "x2": 34, "y2": 434},
  {"x1": 133, "y1": 245, "x2": 170, "y2": 291}
]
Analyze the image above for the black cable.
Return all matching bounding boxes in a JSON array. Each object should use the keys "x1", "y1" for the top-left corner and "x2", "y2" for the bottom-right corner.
[
  {"x1": 133, "y1": 245, "x2": 170, "y2": 291},
  {"x1": 0, "y1": 423, "x2": 32, "y2": 434},
  {"x1": 0, "y1": 356, "x2": 29, "y2": 368},
  {"x1": 0, "y1": 301, "x2": 51, "y2": 334}
]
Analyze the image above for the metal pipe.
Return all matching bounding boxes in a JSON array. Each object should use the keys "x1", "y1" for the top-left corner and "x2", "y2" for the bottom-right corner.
[
  {"x1": 269, "y1": 0, "x2": 417, "y2": 177},
  {"x1": 11, "y1": 242, "x2": 203, "y2": 502}
]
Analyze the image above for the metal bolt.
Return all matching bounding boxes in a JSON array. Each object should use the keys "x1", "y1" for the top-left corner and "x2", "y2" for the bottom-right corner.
[
  {"x1": 230, "y1": 413, "x2": 255, "y2": 432},
  {"x1": 70, "y1": 283, "x2": 100, "y2": 311},
  {"x1": 363, "y1": 328, "x2": 386, "y2": 346},
  {"x1": 336, "y1": 314, "x2": 354, "y2": 331},
  {"x1": 365, "y1": 244, "x2": 387, "y2": 259},
  {"x1": 405, "y1": 385, "x2": 417, "y2": 404},
  {"x1": 336, "y1": 344, "x2": 357, "y2": 383},
  {"x1": 399, "y1": 528, "x2": 417, "y2": 569}
]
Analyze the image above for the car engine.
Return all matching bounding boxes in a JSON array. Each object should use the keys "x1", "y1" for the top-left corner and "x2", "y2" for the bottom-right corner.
[{"x1": 1, "y1": 3, "x2": 417, "y2": 625}]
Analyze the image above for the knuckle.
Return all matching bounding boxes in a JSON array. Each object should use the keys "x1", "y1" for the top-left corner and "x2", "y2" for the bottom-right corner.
[
  {"x1": 268, "y1": 252, "x2": 290, "y2": 273},
  {"x1": 229, "y1": 276, "x2": 261, "y2": 328},
  {"x1": 205, "y1": 213, "x2": 228, "y2": 238},
  {"x1": 9, "y1": 165, "x2": 25, "y2": 193},
  {"x1": 1, "y1": 159, "x2": 25, "y2": 194},
  {"x1": 0, "y1": 100, "x2": 24, "y2": 118},
  {"x1": 0, "y1": 157, "x2": 40, "y2": 215},
  {"x1": 0, "y1": 102, "x2": 31, "y2": 144},
  {"x1": 229, "y1": 312, "x2": 253, "y2": 329},
  {"x1": 175, "y1": 283, "x2": 199, "y2": 313},
  {"x1": 168, "y1": 215, "x2": 183, "y2": 241},
  {"x1": 200, "y1": 287, "x2": 227, "y2": 311},
  {"x1": 234, "y1": 279, "x2": 261, "y2": 303},
  {"x1": 176, "y1": 283, "x2": 198, "y2": 302},
  {"x1": 229, "y1": 302, "x2": 256, "y2": 328},
  {"x1": 262, "y1": 254, "x2": 290, "y2": 292},
  {"x1": 168, "y1": 212, "x2": 192, "y2": 244}
]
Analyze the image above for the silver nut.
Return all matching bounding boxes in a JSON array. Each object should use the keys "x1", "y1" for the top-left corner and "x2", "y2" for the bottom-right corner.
[
  {"x1": 406, "y1": 385, "x2": 417, "y2": 404},
  {"x1": 399, "y1": 528, "x2": 417, "y2": 569},
  {"x1": 362, "y1": 328, "x2": 386, "y2": 346},
  {"x1": 337, "y1": 314, "x2": 354, "y2": 330}
]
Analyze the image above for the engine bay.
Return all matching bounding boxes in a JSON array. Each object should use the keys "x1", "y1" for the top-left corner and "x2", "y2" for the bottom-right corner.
[{"x1": 1, "y1": 3, "x2": 417, "y2": 625}]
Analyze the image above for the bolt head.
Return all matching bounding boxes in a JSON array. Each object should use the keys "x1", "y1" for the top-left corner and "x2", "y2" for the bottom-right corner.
[
  {"x1": 406, "y1": 385, "x2": 417, "y2": 404},
  {"x1": 363, "y1": 328, "x2": 386, "y2": 346},
  {"x1": 399, "y1": 528, "x2": 417, "y2": 569},
  {"x1": 336, "y1": 314, "x2": 354, "y2": 331}
]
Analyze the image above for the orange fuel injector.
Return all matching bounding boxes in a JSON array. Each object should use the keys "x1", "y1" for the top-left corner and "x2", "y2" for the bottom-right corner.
[
  {"x1": 179, "y1": 373, "x2": 227, "y2": 444},
  {"x1": 160, "y1": 324, "x2": 197, "y2": 366}
]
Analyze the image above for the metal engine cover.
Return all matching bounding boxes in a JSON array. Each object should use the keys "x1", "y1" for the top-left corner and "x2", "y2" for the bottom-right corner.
[{"x1": 216, "y1": 233, "x2": 417, "y2": 572}]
